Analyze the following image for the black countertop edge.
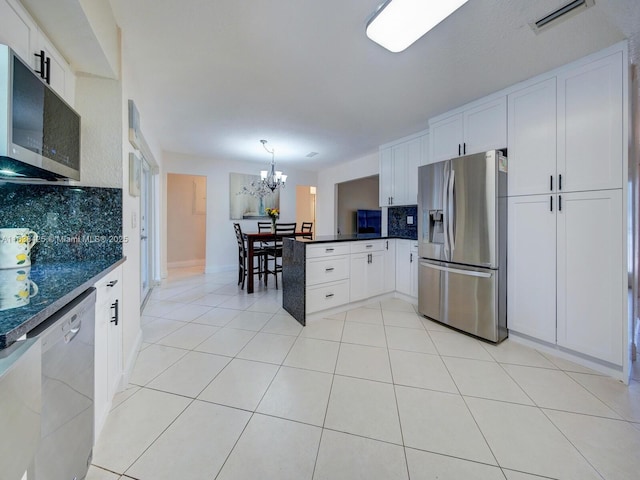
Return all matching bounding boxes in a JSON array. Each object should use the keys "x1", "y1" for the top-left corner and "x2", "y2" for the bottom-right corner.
[
  {"x1": 288, "y1": 234, "x2": 418, "y2": 244},
  {"x1": 0, "y1": 257, "x2": 126, "y2": 349}
]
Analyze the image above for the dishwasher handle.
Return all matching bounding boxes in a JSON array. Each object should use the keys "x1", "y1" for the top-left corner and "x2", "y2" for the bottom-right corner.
[{"x1": 64, "y1": 321, "x2": 82, "y2": 343}]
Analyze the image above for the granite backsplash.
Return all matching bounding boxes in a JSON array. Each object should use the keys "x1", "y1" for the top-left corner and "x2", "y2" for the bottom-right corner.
[
  {"x1": 388, "y1": 205, "x2": 418, "y2": 240},
  {"x1": 0, "y1": 183, "x2": 123, "y2": 263}
]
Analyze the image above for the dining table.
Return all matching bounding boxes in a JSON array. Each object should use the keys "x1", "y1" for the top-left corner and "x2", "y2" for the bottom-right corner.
[{"x1": 244, "y1": 231, "x2": 310, "y2": 293}]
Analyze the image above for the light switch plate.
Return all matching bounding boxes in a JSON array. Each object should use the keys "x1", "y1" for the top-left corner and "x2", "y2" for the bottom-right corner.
[{"x1": 407, "y1": 216, "x2": 414, "y2": 225}]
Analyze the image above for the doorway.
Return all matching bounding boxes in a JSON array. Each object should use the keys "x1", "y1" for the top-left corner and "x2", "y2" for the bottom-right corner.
[
  {"x1": 140, "y1": 159, "x2": 152, "y2": 303},
  {"x1": 167, "y1": 174, "x2": 207, "y2": 271},
  {"x1": 336, "y1": 175, "x2": 380, "y2": 234},
  {"x1": 296, "y1": 185, "x2": 316, "y2": 231}
]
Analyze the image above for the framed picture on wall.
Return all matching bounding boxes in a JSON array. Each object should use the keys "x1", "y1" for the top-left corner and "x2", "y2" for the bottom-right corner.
[
  {"x1": 229, "y1": 172, "x2": 279, "y2": 220},
  {"x1": 129, "y1": 152, "x2": 141, "y2": 197},
  {"x1": 128, "y1": 99, "x2": 141, "y2": 150}
]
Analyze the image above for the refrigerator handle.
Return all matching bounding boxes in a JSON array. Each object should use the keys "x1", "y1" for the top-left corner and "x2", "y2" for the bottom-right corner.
[
  {"x1": 442, "y1": 166, "x2": 450, "y2": 257},
  {"x1": 420, "y1": 261, "x2": 492, "y2": 278},
  {"x1": 448, "y1": 169, "x2": 455, "y2": 253}
]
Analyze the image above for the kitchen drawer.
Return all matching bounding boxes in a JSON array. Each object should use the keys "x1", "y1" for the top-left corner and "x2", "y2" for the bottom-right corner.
[
  {"x1": 306, "y1": 255, "x2": 349, "y2": 286},
  {"x1": 306, "y1": 242, "x2": 351, "y2": 259},
  {"x1": 350, "y1": 240, "x2": 385, "y2": 254},
  {"x1": 306, "y1": 279, "x2": 350, "y2": 314},
  {"x1": 94, "y1": 267, "x2": 122, "y2": 306}
]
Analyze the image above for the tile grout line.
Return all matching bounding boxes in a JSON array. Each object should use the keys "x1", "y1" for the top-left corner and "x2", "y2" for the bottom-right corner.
[
  {"x1": 382, "y1": 308, "x2": 413, "y2": 480},
  {"x1": 437, "y1": 341, "x2": 503, "y2": 471},
  {"x1": 310, "y1": 312, "x2": 347, "y2": 479}
]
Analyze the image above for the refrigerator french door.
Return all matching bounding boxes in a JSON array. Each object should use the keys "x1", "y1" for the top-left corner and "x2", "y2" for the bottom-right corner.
[{"x1": 418, "y1": 150, "x2": 508, "y2": 342}]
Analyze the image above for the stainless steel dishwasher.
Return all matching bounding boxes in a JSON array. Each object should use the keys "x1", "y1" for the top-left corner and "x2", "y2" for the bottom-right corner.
[{"x1": 28, "y1": 288, "x2": 96, "y2": 480}]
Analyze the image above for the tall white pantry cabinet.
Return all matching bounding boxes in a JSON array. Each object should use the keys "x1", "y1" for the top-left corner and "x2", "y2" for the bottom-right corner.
[{"x1": 506, "y1": 44, "x2": 628, "y2": 372}]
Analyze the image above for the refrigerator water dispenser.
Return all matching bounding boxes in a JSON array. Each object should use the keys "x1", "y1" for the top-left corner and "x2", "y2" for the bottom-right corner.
[{"x1": 429, "y1": 210, "x2": 444, "y2": 244}]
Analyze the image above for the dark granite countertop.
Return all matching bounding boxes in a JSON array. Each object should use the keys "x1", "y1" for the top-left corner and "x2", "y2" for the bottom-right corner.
[
  {"x1": 0, "y1": 257, "x2": 125, "y2": 349},
  {"x1": 290, "y1": 234, "x2": 417, "y2": 244}
]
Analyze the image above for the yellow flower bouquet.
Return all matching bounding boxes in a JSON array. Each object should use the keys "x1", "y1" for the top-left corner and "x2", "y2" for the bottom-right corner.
[{"x1": 265, "y1": 208, "x2": 279, "y2": 220}]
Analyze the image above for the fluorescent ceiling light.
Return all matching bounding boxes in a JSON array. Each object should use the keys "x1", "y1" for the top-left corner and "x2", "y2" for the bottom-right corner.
[{"x1": 366, "y1": 0, "x2": 469, "y2": 53}]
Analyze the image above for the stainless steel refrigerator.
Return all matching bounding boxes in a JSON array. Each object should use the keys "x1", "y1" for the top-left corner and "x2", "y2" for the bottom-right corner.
[{"x1": 418, "y1": 150, "x2": 508, "y2": 343}]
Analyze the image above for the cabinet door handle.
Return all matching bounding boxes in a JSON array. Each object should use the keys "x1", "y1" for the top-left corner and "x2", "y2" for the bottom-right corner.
[
  {"x1": 325, "y1": 267, "x2": 334, "y2": 272},
  {"x1": 558, "y1": 195, "x2": 562, "y2": 212},
  {"x1": 550, "y1": 175, "x2": 553, "y2": 191},
  {"x1": 410, "y1": 253, "x2": 413, "y2": 263},
  {"x1": 458, "y1": 144, "x2": 461, "y2": 156},
  {"x1": 386, "y1": 240, "x2": 388, "y2": 250},
  {"x1": 110, "y1": 299, "x2": 119, "y2": 326},
  {"x1": 366, "y1": 244, "x2": 373, "y2": 248},
  {"x1": 325, "y1": 248, "x2": 334, "y2": 253},
  {"x1": 550, "y1": 196, "x2": 553, "y2": 212},
  {"x1": 559, "y1": 174, "x2": 562, "y2": 191},
  {"x1": 107, "y1": 279, "x2": 118, "y2": 287},
  {"x1": 463, "y1": 142, "x2": 466, "y2": 155},
  {"x1": 325, "y1": 293, "x2": 334, "y2": 298}
]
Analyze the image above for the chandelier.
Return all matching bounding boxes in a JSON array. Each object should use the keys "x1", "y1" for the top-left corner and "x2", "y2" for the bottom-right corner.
[{"x1": 259, "y1": 139, "x2": 287, "y2": 191}]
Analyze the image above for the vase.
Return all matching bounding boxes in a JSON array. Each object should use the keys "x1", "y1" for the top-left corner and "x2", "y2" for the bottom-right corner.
[{"x1": 270, "y1": 219, "x2": 276, "y2": 233}]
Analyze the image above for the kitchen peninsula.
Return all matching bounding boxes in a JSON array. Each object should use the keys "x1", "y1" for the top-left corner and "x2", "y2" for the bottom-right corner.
[{"x1": 283, "y1": 234, "x2": 416, "y2": 325}]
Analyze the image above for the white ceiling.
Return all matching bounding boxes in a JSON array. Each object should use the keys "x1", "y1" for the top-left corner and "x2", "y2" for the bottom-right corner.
[{"x1": 34, "y1": 1, "x2": 640, "y2": 170}]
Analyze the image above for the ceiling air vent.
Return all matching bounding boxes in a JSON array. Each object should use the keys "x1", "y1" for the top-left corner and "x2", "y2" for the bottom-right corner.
[{"x1": 530, "y1": 0, "x2": 595, "y2": 34}]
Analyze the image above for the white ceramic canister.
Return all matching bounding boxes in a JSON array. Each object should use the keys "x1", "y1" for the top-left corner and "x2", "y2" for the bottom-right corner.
[
  {"x1": 0, "y1": 228, "x2": 38, "y2": 269},
  {"x1": 0, "y1": 266, "x2": 39, "y2": 311}
]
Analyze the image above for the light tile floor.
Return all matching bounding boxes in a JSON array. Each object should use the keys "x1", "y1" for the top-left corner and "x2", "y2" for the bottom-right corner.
[{"x1": 88, "y1": 268, "x2": 640, "y2": 480}]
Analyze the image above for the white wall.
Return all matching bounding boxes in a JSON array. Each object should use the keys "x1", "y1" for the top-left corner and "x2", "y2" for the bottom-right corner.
[
  {"x1": 75, "y1": 74, "x2": 123, "y2": 188},
  {"x1": 163, "y1": 152, "x2": 317, "y2": 274},
  {"x1": 118, "y1": 41, "x2": 163, "y2": 383},
  {"x1": 316, "y1": 152, "x2": 379, "y2": 235}
]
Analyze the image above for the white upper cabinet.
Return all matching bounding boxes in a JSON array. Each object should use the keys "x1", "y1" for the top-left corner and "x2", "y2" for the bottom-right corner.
[
  {"x1": 430, "y1": 113, "x2": 463, "y2": 162},
  {"x1": 36, "y1": 34, "x2": 75, "y2": 104},
  {"x1": 557, "y1": 51, "x2": 623, "y2": 193},
  {"x1": 379, "y1": 135, "x2": 422, "y2": 206},
  {"x1": 507, "y1": 78, "x2": 557, "y2": 196},
  {"x1": 0, "y1": 0, "x2": 75, "y2": 104},
  {"x1": 0, "y1": 0, "x2": 37, "y2": 62},
  {"x1": 420, "y1": 131, "x2": 431, "y2": 165},
  {"x1": 429, "y1": 96, "x2": 507, "y2": 163}
]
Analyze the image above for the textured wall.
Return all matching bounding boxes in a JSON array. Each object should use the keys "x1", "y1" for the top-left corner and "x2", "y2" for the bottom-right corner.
[{"x1": 75, "y1": 75, "x2": 123, "y2": 188}]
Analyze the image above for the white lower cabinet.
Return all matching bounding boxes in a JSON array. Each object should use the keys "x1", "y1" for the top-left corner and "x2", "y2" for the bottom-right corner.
[
  {"x1": 395, "y1": 239, "x2": 419, "y2": 298},
  {"x1": 556, "y1": 190, "x2": 624, "y2": 364},
  {"x1": 94, "y1": 265, "x2": 123, "y2": 442},
  {"x1": 349, "y1": 240, "x2": 386, "y2": 302},
  {"x1": 303, "y1": 239, "x2": 413, "y2": 316},
  {"x1": 508, "y1": 190, "x2": 624, "y2": 365},
  {"x1": 383, "y1": 239, "x2": 396, "y2": 293},
  {"x1": 410, "y1": 242, "x2": 419, "y2": 298},
  {"x1": 306, "y1": 280, "x2": 350, "y2": 314},
  {"x1": 305, "y1": 243, "x2": 350, "y2": 314},
  {"x1": 507, "y1": 195, "x2": 557, "y2": 343}
]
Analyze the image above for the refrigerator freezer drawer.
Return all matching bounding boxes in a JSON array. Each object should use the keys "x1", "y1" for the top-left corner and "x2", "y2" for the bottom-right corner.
[{"x1": 418, "y1": 260, "x2": 507, "y2": 343}]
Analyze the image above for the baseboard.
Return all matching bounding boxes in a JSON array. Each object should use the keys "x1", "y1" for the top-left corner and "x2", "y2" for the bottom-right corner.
[
  {"x1": 508, "y1": 331, "x2": 625, "y2": 383},
  {"x1": 167, "y1": 259, "x2": 205, "y2": 269},
  {"x1": 205, "y1": 264, "x2": 236, "y2": 274}
]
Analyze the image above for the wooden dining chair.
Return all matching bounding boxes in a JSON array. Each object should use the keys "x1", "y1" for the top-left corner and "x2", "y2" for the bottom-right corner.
[
  {"x1": 264, "y1": 222, "x2": 296, "y2": 289},
  {"x1": 233, "y1": 223, "x2": 266, "y2": 290},
  {"x1": 301, "y1": 222, "x2": 313, "y2": 236}
]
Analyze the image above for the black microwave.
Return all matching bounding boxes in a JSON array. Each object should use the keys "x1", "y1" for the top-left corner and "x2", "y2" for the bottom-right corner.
[{"x1": 0, "y1": 44, "x2": 80, "y2": 180}]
